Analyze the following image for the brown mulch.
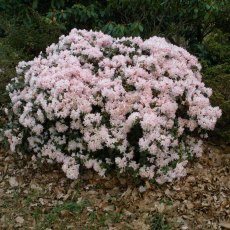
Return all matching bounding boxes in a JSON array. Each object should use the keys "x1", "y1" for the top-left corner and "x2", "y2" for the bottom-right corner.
[{"x1": 0, "y1": 144, "x2": 229, "y2": 229}]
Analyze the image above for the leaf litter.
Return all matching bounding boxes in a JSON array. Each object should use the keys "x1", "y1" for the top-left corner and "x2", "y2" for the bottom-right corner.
[{"x1": 0, "y1": 143, "x2": 229, "y2": 229}]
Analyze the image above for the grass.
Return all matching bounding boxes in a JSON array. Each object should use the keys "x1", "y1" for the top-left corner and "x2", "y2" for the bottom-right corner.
[
  {"x1": 34, "y1": 200, "x2": 88, "y2": 229},
  {"x1": 24, "y1": 190, "x2": 43, "y2": 207},
  {"x1": 85, "y1": 210, "x2": 124, "y2": 229},
  {"x1": 150, "y1": 213, "x2": 171, "y2": 230},
  {"x1": 31, "y1": 200, "x2": 125, "y2": 229},
  {"x1": 159, "y1": 199, "x2": 174, "y2": 206},
  {"x1": 98, "y1": 212, "x2": 122, "y2": 226},
  {"x1": 0, "y1": 169, "x2": 132, "y2": 230}
]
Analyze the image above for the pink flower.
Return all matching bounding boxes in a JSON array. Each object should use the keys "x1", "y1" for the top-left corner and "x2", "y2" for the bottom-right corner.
[{"x1": 4, "y1": 28, "x2": 221, "y2": 183}]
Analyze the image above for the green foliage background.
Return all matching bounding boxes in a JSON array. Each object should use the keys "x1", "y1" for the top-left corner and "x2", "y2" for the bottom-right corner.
[{"x1": 0, "y1": 0, "x2": 229, "y2": 143}]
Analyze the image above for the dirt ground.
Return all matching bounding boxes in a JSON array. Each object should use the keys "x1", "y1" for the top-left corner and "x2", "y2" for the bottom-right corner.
[{"x1": 0, "y1": 144, "x2": 229, "y2": 230}]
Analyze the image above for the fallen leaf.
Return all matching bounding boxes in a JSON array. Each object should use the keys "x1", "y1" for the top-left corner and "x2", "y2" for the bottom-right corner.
[
  {"x1": 186, "y1": 201, "x2": 194, "y2": 209},
  {"x1": 103, "y1": 205, "x2": 115, "y2": 212},
  {"x1": 220, "y1": 222, "x2": 230, "y2": 229},
  {"x1": 9, "y1": 177, "x2": 18, "y2": 187},
  {"x1": 15, "y1": 216, "x2": 24, "y2": 224}
]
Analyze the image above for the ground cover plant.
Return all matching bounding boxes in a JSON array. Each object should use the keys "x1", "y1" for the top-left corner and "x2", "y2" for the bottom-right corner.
[{"x1": 1, "y1": 29, "x2": 221, "y2": 184}]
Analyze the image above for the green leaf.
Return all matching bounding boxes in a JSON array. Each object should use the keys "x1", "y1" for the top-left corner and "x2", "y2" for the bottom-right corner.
[
  {"x1": 32, "y1": 0, "x2": 38, "y2": 9},
  {"x1": 138, "y1": 24, "x2": 144, "y2": 32}
]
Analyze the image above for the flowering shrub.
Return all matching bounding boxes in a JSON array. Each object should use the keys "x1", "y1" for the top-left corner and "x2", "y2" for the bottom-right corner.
[{"x1": 3, "y1": 29, "x2": 221, "y2": 183}]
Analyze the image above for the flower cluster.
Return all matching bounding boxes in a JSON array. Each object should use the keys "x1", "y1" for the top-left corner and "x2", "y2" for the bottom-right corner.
[{"x1": 3, "y1": 29, "x2": 221, "y2": 183}]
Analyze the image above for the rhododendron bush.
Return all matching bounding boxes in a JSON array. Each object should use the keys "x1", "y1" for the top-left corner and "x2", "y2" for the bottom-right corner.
[{"x1": 3, "y1": 29, "x2": 221, "y2": 184}]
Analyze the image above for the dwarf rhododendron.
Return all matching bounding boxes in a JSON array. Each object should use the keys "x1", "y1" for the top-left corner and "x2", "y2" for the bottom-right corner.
[{"x1": 3, "y1": 29, "x2": 221, "y2": 183}]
